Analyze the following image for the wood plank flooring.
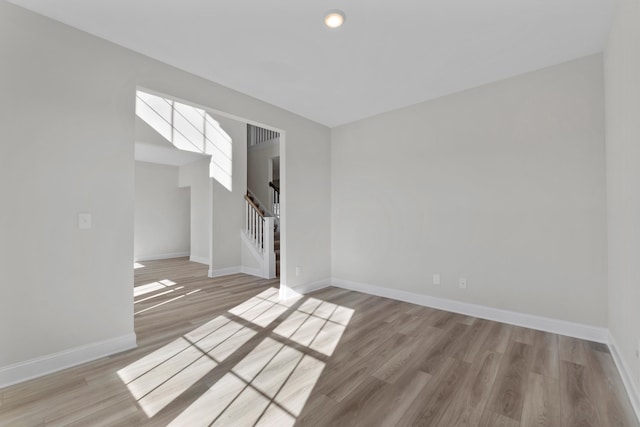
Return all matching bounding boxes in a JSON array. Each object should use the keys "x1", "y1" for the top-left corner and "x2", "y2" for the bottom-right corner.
[{"x1": 0, "y1": 258, "x2": 637, "y2": 426}]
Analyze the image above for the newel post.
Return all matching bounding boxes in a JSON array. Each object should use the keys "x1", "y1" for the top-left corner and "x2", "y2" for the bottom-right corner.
[{"x1": 263, "y1": 217, "x2": 276, "y2": 279}]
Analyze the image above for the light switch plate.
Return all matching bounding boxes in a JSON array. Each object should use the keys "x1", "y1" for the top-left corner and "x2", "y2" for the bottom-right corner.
[{"x1": 78, "y1": 213, "x2": 92, "y2": 230}]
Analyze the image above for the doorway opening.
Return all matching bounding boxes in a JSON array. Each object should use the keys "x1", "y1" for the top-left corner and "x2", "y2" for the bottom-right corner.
[{"x1": 132, "y1": 88, "x2": 285, "y2": 288}]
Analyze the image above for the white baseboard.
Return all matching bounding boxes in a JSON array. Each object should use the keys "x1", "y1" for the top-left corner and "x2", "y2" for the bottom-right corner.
[
  {"x1": 279, "y1": 278, "x2": 331, "y2": 300},
  {"x1": 283, "y1": 277, "x2": 635, "y2": 422},
  {"x1": 189, "y1": 256, "x2": 210, "y2": 266},
  {"x1": 280, "y1": 276, "x2": 638, "y2": 423},
  {"x1": 330, "y1": 277, "x2": 609, "y2": 343},
  {"x1": 241, "y1": 266, "x2": 264, "y2": 277},
  {"x1": 134, "y1": 252, "x2": 189, "y2": 262},
  {"x1": 608, "y1": 332, "x2": 640, "y2": 422},
  {"x1": 208, "y1": 266, "x2": 269, "y2": 278},
  {"x1": 208, "y1": 266, "x2": 241, "y2": 278},
  {"x1": 0, "y1": 333, "x2": 137, "y2": 389}
]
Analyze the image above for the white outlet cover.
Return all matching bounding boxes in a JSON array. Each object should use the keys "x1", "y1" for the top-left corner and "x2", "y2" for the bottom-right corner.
[
  {"x1": 433, "y1": 274, "x2": 440, "y2": 285},
  {"x1": 459, "y1": 278, "x2": 467, "y2": 289},
  {"x1": 78, "y1": 213, "x2": 92, "y2": 230}
]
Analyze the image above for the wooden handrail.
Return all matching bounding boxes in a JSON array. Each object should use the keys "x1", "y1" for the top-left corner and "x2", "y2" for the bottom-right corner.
[
  {"x1": 269, "y1": 181, "x2": 280, "y2": 194},
  {"x1": 245, "y1": 194, "x2": 264, "y2": 218}
]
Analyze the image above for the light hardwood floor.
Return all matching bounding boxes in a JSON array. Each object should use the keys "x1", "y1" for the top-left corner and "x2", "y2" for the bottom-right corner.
[{"x1": 1, "y1": 258, "x2": 637, "y2": 426}]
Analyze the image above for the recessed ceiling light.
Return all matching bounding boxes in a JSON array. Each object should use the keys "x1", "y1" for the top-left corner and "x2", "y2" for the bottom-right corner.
[{"x1": 324, "y1": 10, "x2": 346, "y2": 29}]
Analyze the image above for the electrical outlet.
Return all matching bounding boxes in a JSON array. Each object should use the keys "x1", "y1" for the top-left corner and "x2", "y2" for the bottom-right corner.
[
  {"x1": 433, "y1": 274, "x2": 440, "y2": 285},
  {"x1": 459, "y1": 278, "x2": 467, "y2": 289},
  {"x1": 78, "y1": 213, "x2": 91, "y2": 230},
  {"x1": 295, "y1": 266, "x2": 301, "y2": 277}
]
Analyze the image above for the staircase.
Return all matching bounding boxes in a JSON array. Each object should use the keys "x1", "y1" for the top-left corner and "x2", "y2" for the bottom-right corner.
[
  {"x1": 244, "y1": 191, "x2": 279, "y2": 278},
  {"x1": 268, "y1": 183, "x2": 280, "y2": 276},
  {"x1": 275, "y1": 229, "x2": 280, "y2": 277},
  {"x1": 245, "y1": 191, "x2": 265, "y2": 216},
  {"x1": 269, "y1": 181, "x2": 280, "y2": 219}
]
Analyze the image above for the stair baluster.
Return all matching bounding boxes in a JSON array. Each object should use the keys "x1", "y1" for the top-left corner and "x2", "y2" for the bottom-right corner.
[{"x1": 244, "y1": 193, "x2": 277, "y2": 278}]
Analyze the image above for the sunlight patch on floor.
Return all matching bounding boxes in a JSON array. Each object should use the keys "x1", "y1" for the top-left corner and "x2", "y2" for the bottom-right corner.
[
  {"x1": 229, "y1": 287, "x2": 301, "y2": 328},
  {"x1": 119, "y1": 287, "x2": 353, "y2": 424},
  {"x1": 134, "y1": 289, "x2": 200, "y2": 315},
  {"x1": 274, "y1": 298, "x2": 354, "y2": 356},
  {"x1": 170, "y1": 337, "x2": 326, "y2": 426},
  {"x1": 118, "y1": 315, "x2": 257, "y2": 417},
  {"x1": 134, "y1": 279, "x2": 177, "y2": 298},
  {"x1": 134, "y1": 286, "x2": 184, "y2": 304}
]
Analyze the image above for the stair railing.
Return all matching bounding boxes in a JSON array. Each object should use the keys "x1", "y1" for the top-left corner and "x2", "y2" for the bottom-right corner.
[
  {"x1": 247, "y1": 188, "x2": 279, "y2": 229},
  {"x1": 248, "y1": 124, "x2": 280, "y2": 147},
  {"x1": 269, "y1": 181, "x2": 280, "y2": 219},
  {"x1": 245, "y1": 194, "x2": 264, "y2": 249},
  {"x1": 245, "y1": 193, "x2": 276, "y2": 278}
]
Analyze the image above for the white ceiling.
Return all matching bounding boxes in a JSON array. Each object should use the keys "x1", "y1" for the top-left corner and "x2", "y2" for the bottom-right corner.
[{"x1": 9, "y1": 0, "x2": 613, "y2": 127}]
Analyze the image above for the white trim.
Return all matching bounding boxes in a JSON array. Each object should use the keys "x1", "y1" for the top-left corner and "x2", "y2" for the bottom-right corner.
[
  {"x1": 207, "y1": 266, "x2": 266, "y2": 278},
  {"x1": 330, "y1": 277, "x2": 609, "y2": 343},
  {"x1": 608, "y1": 332, "x2": 640, "y2": 422},
  {"x1": 134, "y1": 252, "x2": 189, "y2": 262},
  {"x1": 241, "y1": 266, "x2": 263, "y2": 277},
  {"x1": 279, "y1": 276, "x2": 637, "y2": 420},
  {"x1": 189, "y1": 255, "x2": 209, "y2": 266},
  {"x1": 208, "y1": 266, "x2": 241, "y2": 278},
  {"x1": 279, "y1": 278, "x2": 331, "y2": 300},
  {"x1": 0, "y1": 333, "x2": 137, "y2": 389},
  {"x1": 239, "y1": 230, "x2": 275, "y2": 279}
]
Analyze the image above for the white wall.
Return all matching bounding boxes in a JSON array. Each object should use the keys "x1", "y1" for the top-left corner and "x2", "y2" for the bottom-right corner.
[
  {"x1": 209, "y1": 114, "x2": 247, "y2": 272},
  {"x1": 248, "y1": 140, "x2": 280, "y2": 208},
  {"x1": 172, "y1": 112, "x2": 251, "y2": 274},
  {"x1": 331, "y1": 55, "x2": 607, "y2": 327},
  {"x1": 0, "y1": 5, "x2": 136, "y2": 370},
  {"x1": 605, "y1": 0, "x2": 640, "y2": 398},
  {"x1": 0, "y1": 1, "x2": 331, "y2": 373},
  {"x1": 134, "y1": 161, "x2": 189, "y2": 260},
  {"x1": 140, "y1": 108, "x2": 248, "y2": 273},
  {"x1": 136, "y1": 116, "x2": 168, "y2": 148},
  {"x1": 179, "y1": 159, "x2": 211, "y2": 265}
]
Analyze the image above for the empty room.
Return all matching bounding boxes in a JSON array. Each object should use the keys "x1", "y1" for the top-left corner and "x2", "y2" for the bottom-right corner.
[{"x1": 1, "y1": 0, "x2": 639, "y2": 426}]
